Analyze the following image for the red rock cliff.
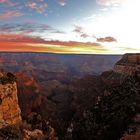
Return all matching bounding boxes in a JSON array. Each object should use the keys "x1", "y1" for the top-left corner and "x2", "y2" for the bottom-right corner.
[
  {"x1": 0, "y1": 72, "x2": 22, "y2": 128},
  {"x1": 114, "y1": 53, "x2": 140, "y2": 75}
]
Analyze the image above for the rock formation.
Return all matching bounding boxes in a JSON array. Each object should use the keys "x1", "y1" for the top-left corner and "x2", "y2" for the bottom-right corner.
[
  {"x1": 0, "y1": 71, "x2": 22, "y2": 128},
  {"x1": 114, "y1": 53, "x2": 140, "y2": 75},
  {"x1": 0, "y1": 71, "x2": 58, "y2": 139},
  {"x1": 72, "y1": 71, "x2": 140, "y2": 140},
  {"x1": 0, "y1": 53, "x2": 139, "y2": 140}
]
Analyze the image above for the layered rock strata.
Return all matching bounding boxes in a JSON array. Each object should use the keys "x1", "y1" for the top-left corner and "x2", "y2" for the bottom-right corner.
[{"x1": 0, "y1": 72, "x2": 22, "y2": 128}]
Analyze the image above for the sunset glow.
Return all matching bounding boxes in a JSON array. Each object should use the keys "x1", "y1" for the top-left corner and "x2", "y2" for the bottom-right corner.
[{"x1": 0, "y1": 0, "x2": 139, "y2": 54}]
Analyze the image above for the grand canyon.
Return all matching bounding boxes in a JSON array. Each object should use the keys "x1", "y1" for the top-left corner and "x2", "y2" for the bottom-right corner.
[
  {"x1": 0, "y1": 53, "x2": 140, "y2": 140},
  {"x1": 0, "y1": 0, "x2": 140, "y2": 139}
]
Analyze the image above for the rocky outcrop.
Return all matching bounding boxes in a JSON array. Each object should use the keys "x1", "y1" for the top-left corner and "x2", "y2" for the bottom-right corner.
[
  {"x1": 114, "y1": 53, "x2": 140, "y2": 75},
  {"x1": 23, "y1": 127, "x2": 58, "y2": 140},
  {"x1": 0, "y1": 111, "x2": 58, "y2": 140},
  {"x1": 72, "y1": 72, "x2": 140, "y2": 140},
  {"x1": 0, "y1": 71, "x2": 22, "y2": 128},
  {"x1": 22, "y1": 112, "x2": 58, "y2": 140}
]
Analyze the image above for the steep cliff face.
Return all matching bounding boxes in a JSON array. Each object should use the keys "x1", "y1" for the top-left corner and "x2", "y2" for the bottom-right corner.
[
  {"x1": 70, "y1": 54, "x2": 140, "y2": 140},
  {"x1": 114, "y1": 53, "x2": 140, "y2": 75},
  {"x1": 72, "y1": 72, "x2": 140, "y2": 140},
  {"x1": 0, "y1": 72, "x2": 22, "y2": 128}
]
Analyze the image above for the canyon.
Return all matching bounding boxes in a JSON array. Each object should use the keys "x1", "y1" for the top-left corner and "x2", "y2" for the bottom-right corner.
[{"x1": 0, "y1": 53, "x2": 140, "y2": 140}]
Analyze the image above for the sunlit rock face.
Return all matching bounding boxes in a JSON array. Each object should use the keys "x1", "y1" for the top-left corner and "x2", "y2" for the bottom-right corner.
[
  {"x1": 0, "y1": 72, "x2": 22, "y2": 128},
  {"x1": 114, "y1": 53, "x2": 140, "y2": 75}
]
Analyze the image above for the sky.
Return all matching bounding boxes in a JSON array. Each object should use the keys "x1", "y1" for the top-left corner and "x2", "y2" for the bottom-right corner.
[{"x1": 0, "y1": 0, "x2": 140, "y2": 54}]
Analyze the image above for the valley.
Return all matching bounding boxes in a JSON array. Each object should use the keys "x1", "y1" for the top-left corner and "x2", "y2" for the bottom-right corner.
[{"x1": 0, "y1": 53, "x2": 140, "y2": 140}]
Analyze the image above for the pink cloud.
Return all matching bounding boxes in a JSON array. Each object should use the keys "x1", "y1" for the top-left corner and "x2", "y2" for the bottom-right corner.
[
  {"x1": 0, "y1": 0, "x2": 8, "y2": 3},
  {"x1": 26, "y1": 1, "x2": 48, "y2": 14},
  {"x1": 0, "y1": 11, "x2": 24, "y2": 20},
  {"x1": 0, "y1": 0, "x2": 18, "y2": 7}
]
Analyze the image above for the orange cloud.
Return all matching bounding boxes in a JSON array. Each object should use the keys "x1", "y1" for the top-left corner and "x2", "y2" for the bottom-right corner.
[
  {"x1": 0, "y1": 34, "x2": 47, "y2": 52},
  {"x1": 0, "y1": 42, "x2": 102, "y2": 54},
  {"x1": 0, "y1": 33, "x2": 101, "y2": 46},
  {"x1": 0, "y1": 11, "x2": 23, "y2": 20},
  {"x1": 0, "y1": 34, "x2": 45, "y2": 43},
  {"x1": 0, "y1": 33, "x2": 103, "y2": 53}
]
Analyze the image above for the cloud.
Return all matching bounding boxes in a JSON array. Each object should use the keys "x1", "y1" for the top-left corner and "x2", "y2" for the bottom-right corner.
[
  {"x1": 0, "y1": 33, "x2": 51, "y2": 52},
  {"x1": 96, "y1": 0, "x2": 121, "y2": 6},
  {"x1": 0, "y1": 23, "x2": 66, "y2": 37},
  {"x1": 80, "y1": 33, "x2": 89, "y2": 38},
  {"x1": 0, "y1": 33, "x2": 46, "y2": 43},
  {"x1": 97, "y1": 36, "x2": 117, "y2": 42},
  {"x1": 73, "y1": 25, "x2": 90, "y2": 38},
  {"x1": 58, "y1": 0, "x2": 66, "y2": 6},
  {"x1": 73, "y1": 25, "x2": 83, "y2": 34},
  {"x1": 51, "y1": 30, "x2": 66, "y2": 34},
  {"x1": 0, "y1": 0, "x2": 18, "y2": 7},
  {"x1": 0, "y1": 33, "x2": 105, "y2": 54},
  {"x1": 0, "y1": 23, "x2": 52, "y2": 33},
  {"x1": 0, "y1": 0, "x2": 8, "y2": 3},
  {"x1": 26, "y1": 1, "x2": 48, "y2": 14},
  {"x1": 0, "y1": 33, "x2": 101, "y2": 47},
  {"x1": 0, "y1": 10, "x2": 24, "y2": 20},
  {"x1": 92, "y1": 35, "x2": 97, "y2": 38}
]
